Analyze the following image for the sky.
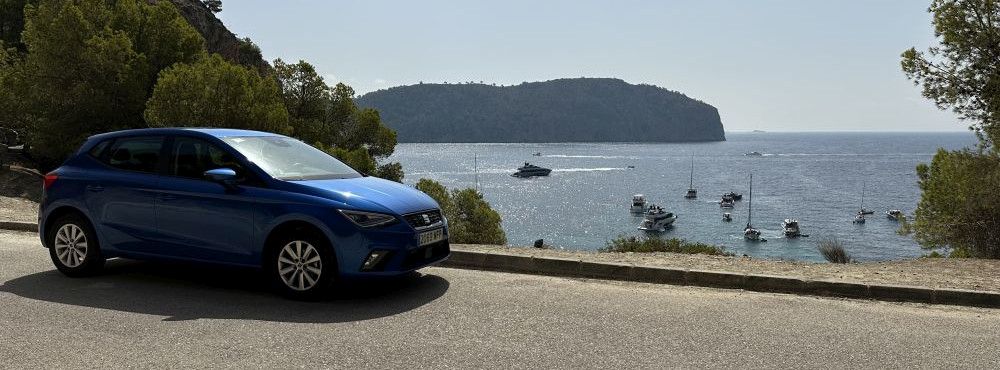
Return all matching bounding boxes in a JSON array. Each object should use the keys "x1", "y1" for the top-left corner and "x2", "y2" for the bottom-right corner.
[{"x1": 219, "y1": 0, "x2": 963, "y2": 132}]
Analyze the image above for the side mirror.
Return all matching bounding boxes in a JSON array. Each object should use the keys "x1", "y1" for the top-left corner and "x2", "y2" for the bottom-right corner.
[{"x1": 203, "y1": 168, "x2": 237, "y2": 186}]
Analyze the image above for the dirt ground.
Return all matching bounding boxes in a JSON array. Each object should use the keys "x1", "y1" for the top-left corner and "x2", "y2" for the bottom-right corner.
[{"x1": 454, "y1": 244, "x2": 1000, "y2": 293}]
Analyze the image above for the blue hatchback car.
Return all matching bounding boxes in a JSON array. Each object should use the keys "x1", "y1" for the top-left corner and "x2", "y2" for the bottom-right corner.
[{"x1": 39, "y1": 128, "x2": 449, "y2": 299}]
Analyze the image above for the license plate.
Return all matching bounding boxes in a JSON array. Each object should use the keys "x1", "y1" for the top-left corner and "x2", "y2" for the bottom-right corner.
[{"x1": 418, "y1": 228, "x2": 446, "y2": 246}]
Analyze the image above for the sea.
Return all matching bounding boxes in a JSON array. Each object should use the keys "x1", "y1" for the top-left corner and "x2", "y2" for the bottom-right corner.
[{"x1": 390, "y1": 132, "x2": 977, "y2": 262}]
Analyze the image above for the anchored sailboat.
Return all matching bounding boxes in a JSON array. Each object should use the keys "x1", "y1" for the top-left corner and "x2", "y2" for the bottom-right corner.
[
  {"x1": 684, "y1": 157, "x2": 697, "y2": 199},
  {"x1": 744, "y1": 173, "x2": 765, "y2": 242}
]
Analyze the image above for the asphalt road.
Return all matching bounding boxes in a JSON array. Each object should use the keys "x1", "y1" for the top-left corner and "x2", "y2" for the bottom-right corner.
[{"x1": 1, "y1": 230, "x2": 999, "y2": 369}]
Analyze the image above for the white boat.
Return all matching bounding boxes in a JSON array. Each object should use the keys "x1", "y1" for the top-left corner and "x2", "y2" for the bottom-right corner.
[
  {"x1": 853, "y1": 212, "x2": 866, "y2": 224},
  {"x1": 722, "y1": 212, "x2": 732, "y2": 222},
  {"x1": 637, "y1": 205, "x2": 677, "y2": 232},
  {"x1": 684, "y1": 157, "x2": 697, "y2": 199},
  {"x1": 885, "y1": 209, "x2": 903, "y2": 221},
  {"x1": 719, "y1": 196, "x2": 734, "y2": 208},
  {"x1": 782, "y1": 219, "x2": 801, "y2": 237},
  {"x1": 630, "y1": 194, "x2": 647, "y2": 213},
  {"x1": 744, "y1": 173, "x2": 766, "y2": 242}
]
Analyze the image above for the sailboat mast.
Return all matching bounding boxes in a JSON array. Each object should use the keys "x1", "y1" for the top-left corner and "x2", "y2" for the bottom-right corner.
[
  {"x1": 689, "y1": 157, "x2": 694, "y2": 188},
  {"x1": 860, "y1": 181, "x2": 865, "y2": 211},
  {"x1": 474, "y1": 153, "x2": 479, "y2": 192},
  {"x1": 747, "y1": 173, "x2": 753, "y2": 227}
]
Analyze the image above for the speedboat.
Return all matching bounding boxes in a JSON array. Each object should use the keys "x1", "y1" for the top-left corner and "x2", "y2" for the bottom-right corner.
[
  {"x1": 853, "y1": 212, "x2": 866, "y2": 224},
  {"x1": 885, "y1": 209, "x2": 903, "y2": 220},
  {"x1": 511, "y1": 162, "x2": 552, "y2": 178},
  {"x1": 723, "y1": 192, "x2": 743, "y2": 201},
  {"x1": 630, "y1": 194, "x2": 647, "y2": 214},
  {"x1": 637, "y1": 205, "x2": 677, "y2": 232},
  {"x1": 722, "y1": 213, "x2": 732, "y2": 222},
  {"x1": 719, "y1": 196, "x2": 734, "y2": 208},
  {"x1": 745, "y1": 151, "x2": 763, "y2": 157},
  {"x1": 782, "y1": 219, "x2": 801, "y2": 237},
  {"x1": 532, "y1": 152, "x2": 542, "y2": 156}
]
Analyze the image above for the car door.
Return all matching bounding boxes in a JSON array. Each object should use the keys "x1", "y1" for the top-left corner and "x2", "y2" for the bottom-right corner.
[
  {"x1": 153, "y1": 136, "x2": 257, "y2": 264},
  {"x1": 84, "y1": 136, "x2": 166, "y2": 254}
]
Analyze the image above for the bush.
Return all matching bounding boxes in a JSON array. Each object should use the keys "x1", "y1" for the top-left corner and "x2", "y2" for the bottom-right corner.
[
  {"x1": 600, "y1": 235, "x2": 733, "y2": 256},
  {"x1": 817, "y1": 239, "x2": 851, "y2": 263},
  {"x1": 415, "y1": 178, "x2": 505, "y2": 245}
]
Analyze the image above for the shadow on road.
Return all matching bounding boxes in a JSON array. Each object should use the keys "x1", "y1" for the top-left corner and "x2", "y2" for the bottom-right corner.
[{"x1": 0, "y1": 259, "x2": 450, "y2": 322}]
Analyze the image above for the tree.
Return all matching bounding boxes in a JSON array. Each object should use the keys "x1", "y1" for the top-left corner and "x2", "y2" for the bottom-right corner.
[
  {"x1": 8, "y1": 0, "x2": 203, "y2": 168},
  {"x1": 273, "y1": 58, "x2": 331, "y2": 144},
  {"x1": 415, "y1": 178, "x2": 506, "y2": 245},
  {"x1": 145, "y1": 54, "x2": 290, "y2": 133},
  {"x1": 902, "y1": 0, "x2": 1000, "y2": 258},
  {"x1": 901, "y1": 0, "x2": 1000, "y2": 147},
  {"x1": 0, "y1": 0, "x2": 29, "y2": 52}
]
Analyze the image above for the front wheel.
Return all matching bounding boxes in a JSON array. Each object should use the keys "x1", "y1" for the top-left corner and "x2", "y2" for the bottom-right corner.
[
  {"x1": 267, "y1": 233, "x2": 336, "y2": 300},
  {"x1": 46, "y1": 213, "x2": 105, "y2": 277}
]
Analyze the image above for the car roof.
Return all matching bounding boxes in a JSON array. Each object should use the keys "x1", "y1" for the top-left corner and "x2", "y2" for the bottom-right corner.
[{"x1": 88, "y1": 127, "x2": 282, "y2": 141}]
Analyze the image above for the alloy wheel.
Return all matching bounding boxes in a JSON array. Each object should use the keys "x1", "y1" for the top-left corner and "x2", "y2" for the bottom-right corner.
[
  {"x1": 54, "y1": 224, "x2": 87, "y2": 268},
  {"x1": 277, "y1": 240, "x2": 323, "y2": 291}
]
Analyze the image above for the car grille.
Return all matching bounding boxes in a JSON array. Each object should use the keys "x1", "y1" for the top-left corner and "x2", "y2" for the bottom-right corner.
[{"x1": 403, "y1": 210, "x2": 443, "y2": 229}]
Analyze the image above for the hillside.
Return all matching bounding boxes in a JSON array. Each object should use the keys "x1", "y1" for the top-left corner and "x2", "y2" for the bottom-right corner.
[{"x1": 357, "y1": 78, "x2": 726, "y2": 143}]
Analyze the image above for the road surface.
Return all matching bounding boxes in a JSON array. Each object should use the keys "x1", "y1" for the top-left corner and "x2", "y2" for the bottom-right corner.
[{"x1": 1, "y1": 230, "x2": 998, "y2": 368}]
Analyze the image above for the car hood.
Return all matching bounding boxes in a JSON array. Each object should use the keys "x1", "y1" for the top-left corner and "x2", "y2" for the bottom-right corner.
[{"x1": 289, "y1": 176, "x2": 439, "y2": 215}]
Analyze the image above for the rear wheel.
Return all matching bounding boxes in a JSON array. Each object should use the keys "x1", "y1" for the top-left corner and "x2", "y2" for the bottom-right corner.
[
  {"x1": 46, "y1": 213, "x2": 105, "y2": 277},
  {"x1": 267, "y1": 232, "x2": 336, "y2": 300}
]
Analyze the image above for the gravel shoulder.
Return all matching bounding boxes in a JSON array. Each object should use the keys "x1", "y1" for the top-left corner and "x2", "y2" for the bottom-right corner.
[{"x1": 454, "y1": 244, "x2": 1000, "y2": 293}]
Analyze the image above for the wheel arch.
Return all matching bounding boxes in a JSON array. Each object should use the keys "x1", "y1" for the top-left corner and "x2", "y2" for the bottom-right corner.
[
  {"x1": 261, "y1": 219, "x2": 339, "y2": 268},
  {"x1": 41, "y1": 205, "x2": 92, "y2": 248}
]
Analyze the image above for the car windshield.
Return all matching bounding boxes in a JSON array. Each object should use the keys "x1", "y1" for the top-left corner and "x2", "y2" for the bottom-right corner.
[{"x1": 222, "y1": 136, "x2": 360, "y2": 180}]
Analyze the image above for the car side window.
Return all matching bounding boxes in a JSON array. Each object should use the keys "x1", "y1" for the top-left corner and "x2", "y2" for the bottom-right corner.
[
  {"x1": 170, "y1": 137, "x2": 246, "y2": 180},
  {"x1": 105, "y1": 137, "x2": 164, "y2": 173}
]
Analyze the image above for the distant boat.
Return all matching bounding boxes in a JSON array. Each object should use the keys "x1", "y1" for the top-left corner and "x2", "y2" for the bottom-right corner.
[
  {"x1": 782, "y1": 219, "x2": 801, "y2": 237},
  {"x1": 512, "y1": 162, "x2": 551, "y2": 178},
  {"x1": 885, "y1": 209, "x2": 903, "y2": 221},
  {"x1": 532, "y1": 152, "x2": 542, "y2": 156},
  {"x1": 744, "y1": 173, "x2": 766, "y2": 242},
  {"x1": 630, "y1": 194, "x2": 647, "y2": 214},
  {"x1": 745, "y1": 151, "x2": 763, "y2": 157},
  {"x1": 853, "y1": 213, "x2": 866, "y2": 224},
  {"x1": 637, "y1": 204, "x2": 677, "y2": 232},
  {"x1": 719, "y1": 196, "x2": 735, "y2": 208},
  {"x1": 684, "y1": 157, "x2": 697, "y2": 199},
  {"x1": 723, "y1": 191, "x2": 743, "y2": 201},
  {"x1": 722, "y1": 212, "x2": 732, "y2": 222},
  {"x1": 854, "y1": 181, "x2": 873, "y2": 218},
  {"x1": 626, "y1": 165, "x2": 636, "y2": 169}
]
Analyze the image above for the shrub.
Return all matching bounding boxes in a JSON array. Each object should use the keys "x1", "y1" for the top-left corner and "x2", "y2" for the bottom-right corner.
[
  {"x1": 817, "y1": 239, "x2": 851, "y2": 263},
  {"x1": 415, "y1": 178, "x2": 505, "y2": 245},
  {"x1": 600, "y1": 235, "x2": 733, "y2": 256}
]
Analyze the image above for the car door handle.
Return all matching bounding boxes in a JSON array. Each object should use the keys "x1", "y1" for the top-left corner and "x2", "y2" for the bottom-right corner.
[
  {"x1": 158, "y1": 194, "x2": 177, "y2": 201},
  {"x1": 86, "y1": 185, "x2": 104, "y2": 192}
]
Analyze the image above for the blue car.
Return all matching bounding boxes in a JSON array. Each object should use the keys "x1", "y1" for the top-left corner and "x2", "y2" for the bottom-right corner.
[{"x1": 38, "y1": 128, "x2": 449, "y2": 299}]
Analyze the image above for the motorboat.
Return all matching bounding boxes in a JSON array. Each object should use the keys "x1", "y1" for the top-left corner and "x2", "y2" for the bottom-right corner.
[
  {"x1": 684, "y1": 157, "x2": 697, "y2": 199},
  {"x1": 511, "y1": 162, "x2": 552, "y2": 178},
  {"x1": 885, "y1": 209, "x2": 903, "y2": 220},
  {"x1": 637, "y1": 205, "x2": 677, "y2": 232},
  {"x1": 719, "y1": 196, "x2": 734, "y2": 208},
  {"x1": 853, "y1": 212, "x2": 866, "y2": 224},
  {"x1": 630, "y1": 194, "x2": 647, "y2": 214},
  {"x1": 782, "y1": 219, "x2": 801, "y2": 237},
  {"x1": 723, "y1": 192, "x2": 743, "y2": 201},
  {"x1": 744, "y1": 173, "x2": 766, "y2": 242},
  {"x1": 722, "y1": 213, "x2": 732, "y2": 222},
  {"x1": 532, "y1": 152, "x2": 542, "y2": 156},
  {"x1": 626, "y1": 165, "x2": 636, "y2": 169},
  {"x1": 745, "y1": 151, "x2": 763, "y2": 157}
]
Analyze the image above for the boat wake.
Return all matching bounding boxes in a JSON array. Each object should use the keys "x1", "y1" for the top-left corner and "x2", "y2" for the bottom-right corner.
[
  {"x1": 552, "y1": 167, "x2": 627, "y2": 173},
  {"x1": 544, "y1": 154, "x2": 640, "y2": 159}
]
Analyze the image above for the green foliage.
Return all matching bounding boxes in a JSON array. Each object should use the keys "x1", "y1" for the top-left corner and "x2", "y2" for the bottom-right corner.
[
  {"x1": 0, "y1": 0, "x2": 29, "y2": 52},
  {"x1": 145, "y1": 54, "x2": 290, "y2": 134},
  {"x1": 901, "y1": 0, "x2": 1000, "y2": 147},
  {"x1": 907, "y1": 149, "x2": 1000, "y2": 258},
  {"x1": 817, "y1": 239, "x2": 852, "y2": 263},
  {"x1": 356, "y1": 78, "x2": 725, "y2": 143},
  {"x1": 415, "y1": 178, "x2": 506, "y2": 245},
  {"x1": 5, "y1": 0, "x2": 203, "y2": 168},
  {"x1": 600, "y1": 235, "x2": 733, "y2": 256},
  {"x1": 272, "y1": 59, "x2": 402, "y2": 182}
]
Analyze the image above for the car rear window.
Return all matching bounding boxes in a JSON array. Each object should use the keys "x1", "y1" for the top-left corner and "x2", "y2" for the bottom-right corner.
[{"x1": 104, "y1": 136, "x2": 164, "y2": 173}]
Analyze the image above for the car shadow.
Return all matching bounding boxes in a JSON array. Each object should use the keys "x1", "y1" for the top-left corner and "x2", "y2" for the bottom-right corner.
[{"x1": 0, "y1": 259, "x2": 450, "y2": 322}]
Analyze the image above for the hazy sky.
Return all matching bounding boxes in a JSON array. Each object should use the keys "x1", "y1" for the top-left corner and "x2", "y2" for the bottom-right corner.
[{"x1": 219, "y1": 0, "x2": 963, "y2": 132}]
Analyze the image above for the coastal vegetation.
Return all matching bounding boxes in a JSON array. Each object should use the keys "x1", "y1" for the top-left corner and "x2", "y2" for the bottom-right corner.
[
  {"x1": 817, "y1": 239, "x2": 852, "y2": 264},
  {"x1": 901, "y1": 0, "x2": 1000, "y2": 258},
  {"x1": 414, "y1": 179, "x2": 507, "y2": 245},
  {"x1": 600, "y1": 236, "x2": 733, "y2": 256},
  {"x1": 356, "y1": 78, "x2": 726, "y2": 143}
]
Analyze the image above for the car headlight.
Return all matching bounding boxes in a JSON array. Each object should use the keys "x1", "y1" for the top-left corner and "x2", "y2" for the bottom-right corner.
[{"x1": 339, "y1": 209, "x2": 398, "y2": 228}]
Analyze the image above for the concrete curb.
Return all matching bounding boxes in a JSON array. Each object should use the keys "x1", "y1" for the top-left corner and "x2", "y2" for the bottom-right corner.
[
  {"x1": 0, "y1": 221, "x2": 37, "y2": 233},
  {"x1": 440, "y1": 250, "x2": 1000, "y2": 309},
  {"x1": 1, "y1": 221, "x2": 997, "y2": 308}
]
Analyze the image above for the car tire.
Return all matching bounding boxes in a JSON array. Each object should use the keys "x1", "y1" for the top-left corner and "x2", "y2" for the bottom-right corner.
[
  {"x1": 266, "y1": 231, "x2": 336, "y2": 300},
  {"x1": 46, "y1": 213, "x2": 105, "y2": 277}
]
